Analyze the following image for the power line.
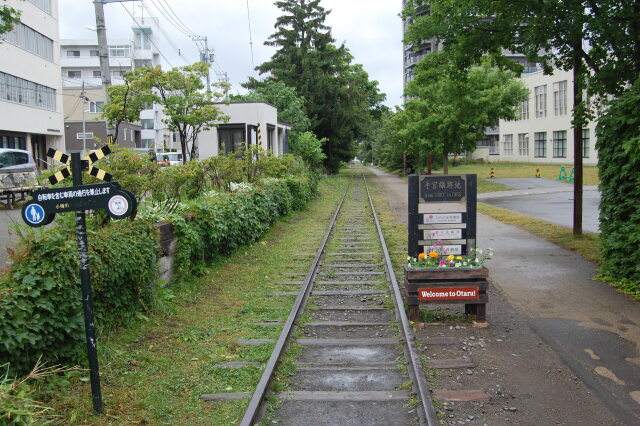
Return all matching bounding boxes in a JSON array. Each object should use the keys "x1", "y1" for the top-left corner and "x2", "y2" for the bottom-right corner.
[
  {"x1": 147, "y1": 0, "x2": 196, "y2": 38},
  {"x1": 156, "y1": 0, "x2": 197, "y2": 37},
  {"x1": 140, "y1": 0, "x2": 191, "y2": 64},
  {"x1": 120, "y1": 3, "x2": 174, "y2": 68}
]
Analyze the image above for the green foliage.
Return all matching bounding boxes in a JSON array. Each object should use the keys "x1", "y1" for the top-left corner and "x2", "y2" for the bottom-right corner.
[
  {"x1": 289, "y1": 131, "x2": 327, "y2": 168},
  {"x1": 0, "y1": 5, "x2": 20, "y2": 35},
  {"x1": 0, "y1": 221, "x2": 158, "y2": 373},
  {"x1": 596, "y1": 79, "x2": 640, "y2": 290},
  {"x1": 255, "y1": 0, "x2": 385, "y2": 173},
  {"x1": 171, "y1": 174, "x2": 317, "y2": 276},
  {"x1": 404, "y1": 53, "x2": 528, "y2": 171},
  {"x1": 102, "y1": 63, "x2": 229, "y2": 160}
]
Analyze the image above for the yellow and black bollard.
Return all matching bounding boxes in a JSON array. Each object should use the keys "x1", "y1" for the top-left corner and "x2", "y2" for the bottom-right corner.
[
  {"x1": 535, "y1": 168, "x2": 541, "y2": 178},
  {"x1": 489, "y1": 167, "x2": 495, "y2": 179}
]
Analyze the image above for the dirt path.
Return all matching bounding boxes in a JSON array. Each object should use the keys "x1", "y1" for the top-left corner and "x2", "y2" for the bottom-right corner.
[{"x1": 368, "y1": 167, "x2": 638, "y2": 425}]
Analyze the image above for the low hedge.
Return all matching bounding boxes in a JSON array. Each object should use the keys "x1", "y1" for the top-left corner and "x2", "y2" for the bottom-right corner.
[{"x1": 0, "y1": 174, "x2": 317, "y2": 373}]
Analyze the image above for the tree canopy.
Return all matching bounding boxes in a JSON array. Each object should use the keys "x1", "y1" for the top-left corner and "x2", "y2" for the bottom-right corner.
[
  {"x1": 253, "y1": 0, "x2": 385, "y2": 172},
  {"x1": 102, "y1": 62, "x2": 228, "y2": 162},
  {"x1": 0, "y1": 5, "x2": 20, "y2": 35},
  {"x1": 404, "y1": 53, "x2": 528, "y2": 172}
]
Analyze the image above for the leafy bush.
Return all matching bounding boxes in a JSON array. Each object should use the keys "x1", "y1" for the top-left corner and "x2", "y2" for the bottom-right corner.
[
  {"x1": 596, "y1": 79, "x2": 640, "y2": 292},
  {"x1": 0, "y1": 220, "x2": 158, "y2": 373},
  {"x1": 171, "y1": 174, "x2": 316, "y2": 276}
]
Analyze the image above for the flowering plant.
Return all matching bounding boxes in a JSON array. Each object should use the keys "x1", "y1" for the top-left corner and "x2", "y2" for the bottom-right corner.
[{"x1": 407, "y1": 242, "x2": 493, "y2": 269}]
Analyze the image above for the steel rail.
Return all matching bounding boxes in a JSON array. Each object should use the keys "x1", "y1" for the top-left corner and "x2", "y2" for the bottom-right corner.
[
  {"x1": 240, "y1": 180, "x2": 351, "y2": 426},
  {"x1": 363, "y1": 174, "x2": 439, "y2": 426}
]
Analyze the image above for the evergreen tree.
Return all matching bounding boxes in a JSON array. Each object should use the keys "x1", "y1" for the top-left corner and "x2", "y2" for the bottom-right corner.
[{"x1": 255, "y1": 0, "x2": 385, "y2": 172}]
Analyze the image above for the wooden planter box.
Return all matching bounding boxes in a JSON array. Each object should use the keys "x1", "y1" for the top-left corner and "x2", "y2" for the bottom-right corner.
[{"x1": 403, "y1": 265, "x2": 489, "y2": 324}]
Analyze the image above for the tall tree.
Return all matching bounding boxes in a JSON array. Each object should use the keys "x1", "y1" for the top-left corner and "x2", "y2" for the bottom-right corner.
[
  {"x1": 0, "y1": 5, "x2": 20, "y2": 35},
  {"x1": 254, "y1": 0, "x2": 385, "y2": 172},
  {"x1": 404, "y1": 53, "x2": 528, "y2": 173},
  {"x1": 403, "y1": 0, "x2": 640, "y2": 233}
]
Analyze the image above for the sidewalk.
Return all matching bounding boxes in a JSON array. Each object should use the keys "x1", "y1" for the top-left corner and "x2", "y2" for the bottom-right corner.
[{"x1": 367, "y1": 167, "x2": 640, "y2": 424}]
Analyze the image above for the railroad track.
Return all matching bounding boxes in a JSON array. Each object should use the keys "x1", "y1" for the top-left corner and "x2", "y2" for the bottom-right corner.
[{"x1": 215, "y1": 174, "x2": 435, "y2": 426}]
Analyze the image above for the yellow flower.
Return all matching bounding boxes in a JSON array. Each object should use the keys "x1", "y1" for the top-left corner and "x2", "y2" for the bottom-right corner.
[
  {"x1": 456, "y1": 256, "x2": 463, "y2": 260},
  {"x1": 428, "y1": 251, "x2": 439, "y2": 259},
  {"x1": 446, "y1": 255, "x2": 454, "y2": 261},
  {"x1": 418, "y1": 252, "x2": 427, "y2": 260}
]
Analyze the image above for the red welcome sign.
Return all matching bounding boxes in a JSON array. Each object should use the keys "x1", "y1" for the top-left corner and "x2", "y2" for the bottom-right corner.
[{"x1": 418, "y1": 287, "x2": 479, "y2": 301}]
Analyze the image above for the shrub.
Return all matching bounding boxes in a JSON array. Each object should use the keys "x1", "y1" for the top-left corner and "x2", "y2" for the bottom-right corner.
[
  {"x1": 596, "y1": 79, "x2": 640, "y2": 293},
  {"x1": 0, "y1": 220, "x2": 158, "y2": 373}
]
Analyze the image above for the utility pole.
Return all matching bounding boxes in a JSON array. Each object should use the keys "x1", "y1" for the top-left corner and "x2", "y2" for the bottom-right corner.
[
  {"x1": 81, "y1": 81, "x2": 88, "y2": 157},
  {"x1": 193, "y1": 35, "x2": 214, "y2": 91},
  {"x1": 93, "y1": 0, "x2": 139, "y2": 140}
]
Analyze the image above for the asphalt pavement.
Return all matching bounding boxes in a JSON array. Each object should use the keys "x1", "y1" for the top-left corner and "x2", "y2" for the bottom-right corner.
[{"x1": 480, "y1": 178, "x2": 601, "y2": 233}]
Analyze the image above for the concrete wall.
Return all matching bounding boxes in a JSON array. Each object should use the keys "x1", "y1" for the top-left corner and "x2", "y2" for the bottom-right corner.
[
  {"x1": 497, "y1": 69, "x2": 598, "y2": 165},
  {"x1": 1, "y1": 0, "x2": 65, "y2": 166}
]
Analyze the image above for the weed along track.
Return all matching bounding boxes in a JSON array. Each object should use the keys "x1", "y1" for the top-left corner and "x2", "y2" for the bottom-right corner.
[{"x1": 222, "y1": 175, "x2": 438, "y2": 425}]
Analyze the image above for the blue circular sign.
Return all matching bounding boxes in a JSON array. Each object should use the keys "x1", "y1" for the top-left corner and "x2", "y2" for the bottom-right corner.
[{"x1": 24, "y1": 203, "x2": 46, "y2": 225}]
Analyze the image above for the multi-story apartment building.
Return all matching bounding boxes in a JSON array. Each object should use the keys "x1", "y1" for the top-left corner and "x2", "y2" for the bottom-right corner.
[
  {"x1": 492, "y1": 68, "x2": 597, "y2": 165},
  {"x1": 61, "y1": 17, "x2": 171, "y2": 152},
  {"x1": 0, "y1": 0, "x2": 65, "y2": 169}
]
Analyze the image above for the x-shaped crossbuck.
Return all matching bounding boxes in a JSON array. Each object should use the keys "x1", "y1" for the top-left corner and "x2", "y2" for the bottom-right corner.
[{"x1": 47, "y1": 146, "x2": 113, "y2": 185}]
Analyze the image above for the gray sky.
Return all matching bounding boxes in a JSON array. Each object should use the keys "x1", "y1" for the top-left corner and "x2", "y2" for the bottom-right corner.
[{"x1": 58, "y1": 0, "x2": 405, "y2": 107}]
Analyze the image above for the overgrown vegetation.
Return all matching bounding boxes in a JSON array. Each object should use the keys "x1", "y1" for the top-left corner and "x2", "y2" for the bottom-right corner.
[
  {"x1": 1, "y1": 150, "x2": 318, "y2": 379},
  {"x1": 596, "y1": 79, "x2": 640, "y2": 296}
]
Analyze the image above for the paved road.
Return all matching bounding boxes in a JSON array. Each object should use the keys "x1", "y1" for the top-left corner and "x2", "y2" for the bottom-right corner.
[
  {"x1": 367, "y1": 167, "x2": 640, "y2": 424},
  {"x1": 480, "y1": 178, "x2": 601, "y2": 233}
]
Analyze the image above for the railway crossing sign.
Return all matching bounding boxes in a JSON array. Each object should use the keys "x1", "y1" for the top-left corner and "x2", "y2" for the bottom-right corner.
[{"x1": 21, "y1": 147, "x2": 137, "y2": 414}]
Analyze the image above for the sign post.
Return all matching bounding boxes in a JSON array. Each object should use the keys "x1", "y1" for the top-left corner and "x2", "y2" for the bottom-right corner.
[
  {"x1": 405, "y1": 174, "x2": 488, "y2": 326},
  {"x1": 21, "y1": 147, "x2": 136, "y2": 414}
]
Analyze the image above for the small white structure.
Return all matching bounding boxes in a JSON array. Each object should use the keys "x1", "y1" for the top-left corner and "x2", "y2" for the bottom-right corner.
[
  {"x1": 0, "y1": 0, "x2": 65, "y2": 169},
  {"x1": 494, "y1": 68, "x2": 598, "y2": 165},
  {"x1": 198, "y1": 102, "x2": 290, "y2": 159}
]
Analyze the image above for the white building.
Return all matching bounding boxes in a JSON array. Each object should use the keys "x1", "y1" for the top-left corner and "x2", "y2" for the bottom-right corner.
[
  {"x1": 489, "y1": 68, "x2": 598, "y2": 166},
  {"x1": 198, "y1": 102, "x2": 290, "y2": 159},
  {"x1": 0, "y1": 0, "x2": 65, "y2": 169},
  {"x1": 60, "y1": 17, "x2": 170, "y2": 151}
]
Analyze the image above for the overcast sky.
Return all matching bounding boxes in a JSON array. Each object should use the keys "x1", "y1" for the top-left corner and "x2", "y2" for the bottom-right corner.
[{"x1": 58, "y1": 0, "x2": 405, "y2": 107}]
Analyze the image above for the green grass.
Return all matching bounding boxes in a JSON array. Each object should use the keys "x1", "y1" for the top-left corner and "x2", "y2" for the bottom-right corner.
[
  {"x1": 37, "y1": 176, "x2": 349, "y2": 425},
  {"x1": 379, "y1": 161, "x2": 600, "y2": 192}
]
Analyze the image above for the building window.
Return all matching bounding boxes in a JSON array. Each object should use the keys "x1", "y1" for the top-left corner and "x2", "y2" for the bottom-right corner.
[
  {"x1": 90, "y1": 50, "x2": 100, "y2": 57},
  {"x1": 518, "y1": 133, "x2": 529, "y2": 156},
  {"x1": 534, "y1": 132, "x2": 547, "y2": 158},
  {"x1": 67, "y1": 50, "x2": 80, "y2": 57},
  {"x1": 535, "y1": 85, "x2": 547, "y2": 118},
  {"x1": 92, "y1": 70, "x2": 102, "y2": 78},
  {"x1": 67, "y1": 70, "x2": 81, "y2": 79},
  {"x1": 582, "y1": 129, "x2": 590, "y2": 158},
  {"x1": 0, "y1": 134, "x2": 27, "y2": 150},
  {"x1": 503, "y1": 134, "x2": 513, "y2": 156},
  {"x1": 519, "y1": 99, "x2": 529, "y2": 120},
  {"x1": 27, "y1": 0, "x2": 52, "y2": 14},
  {"x1": 111, "y1": 70, "x2": 127, "y2": 78},
  {"x1": 2, "y1": 22, "x2": 54, "y2": 61},
  {"x1": 89, "y1": 101, "x2": 104, "y2": 113},
  {"x1": 109, "y1": 45, "x2": 130, "y2": 57},
  {"x1": 218, "y1": 126, "x2": 246, "y2": 154},
  {"x1": 141, "y1": 119, "x2": 154, "y2": 130},
  {"x1": 554, "y1": 80, "x2": 568, "y2": 116},
  {"x1": 553, "y1": 131, "x2": 567, "y2": 158},
  {"x1": 0, "y1": 71, "x2": 56, "y2": 111}
]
